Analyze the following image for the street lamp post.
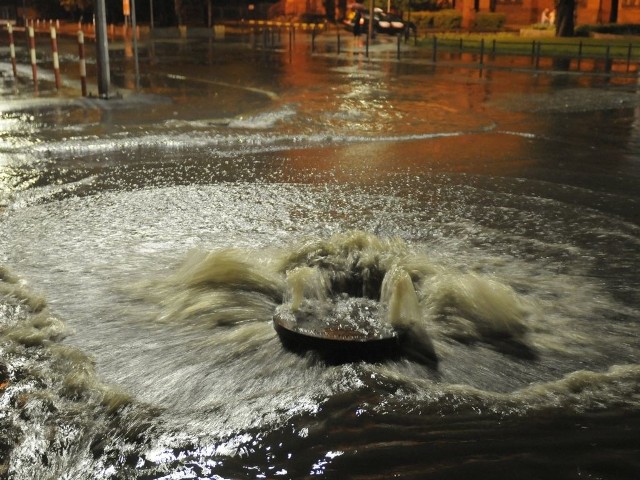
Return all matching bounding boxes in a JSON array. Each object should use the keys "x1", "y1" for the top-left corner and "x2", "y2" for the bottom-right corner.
[
  {"x1": 95, "y1": 0, "x2": 111, "y2": 97},
  {"x1": 368, "y1": 0, "x2": 374, "y2": 40},
  {"x1": 131, "y1": 0, "x2": 140, "y2": 89}
]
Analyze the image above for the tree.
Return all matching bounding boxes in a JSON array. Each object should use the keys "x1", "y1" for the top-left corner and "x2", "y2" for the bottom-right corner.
[
  {"x1": 30, "y1": 0, "x2": 67, "y2": 18},
  {"x1": 58, "y1": 0, "x2": 93, "y2": 19},
  {"x1": 555, "y1": 0, "x2": 575, "y2": 37}
]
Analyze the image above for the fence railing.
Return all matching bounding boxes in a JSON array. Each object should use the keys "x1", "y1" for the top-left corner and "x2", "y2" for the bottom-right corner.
[
  {"x1": 242, "y1": 22, "x2": 640, "y2": 76},
  {"x1": 422, "y1": 36, "x2": 639, "y2": 75},
  {"x1": 4, "y1": 19, "x2": 639, "y2": 97}
]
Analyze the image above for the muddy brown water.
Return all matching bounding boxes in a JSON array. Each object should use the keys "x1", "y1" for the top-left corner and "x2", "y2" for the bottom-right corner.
[{"x1": 1, "y1": 33, "x2": 639, "y2": 478}]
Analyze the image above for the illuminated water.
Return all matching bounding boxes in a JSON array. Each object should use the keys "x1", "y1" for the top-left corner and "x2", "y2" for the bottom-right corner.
[{"x1": 1, "y1": 33, "x2": 640, "y2": 479}]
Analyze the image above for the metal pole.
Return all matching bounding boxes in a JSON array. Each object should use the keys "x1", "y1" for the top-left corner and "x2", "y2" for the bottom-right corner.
[
  {"x1": 149, "y1": 0, "x2": 154, "y2": 29},
  {"x1": 95, "y1": 0, "x2": 111, "y2": 98},
  {"x1": 368, "y1": 0, "x2": 374, "y2": 43},
  {"x1": 78, "y1": 30, "x2": 87, "y2": 97},
  {"x1": 432, "y1": 36, "x2": 437, "y2": 63},
  {"x1": 289, "y1": 26, "x2": 292, "y2": 63},
  {"x1": 365, "y1": 31, "x2": 369, "y2": 57},
  {"x1": 577, "y1": 40, "x2": 583, "y2": 70},
  {"x1": 531, "y1": 40, "x2": 536, "y2": 64},
  {"x1": 130, "y1": 0, "x2": 140, "y2": 89}
]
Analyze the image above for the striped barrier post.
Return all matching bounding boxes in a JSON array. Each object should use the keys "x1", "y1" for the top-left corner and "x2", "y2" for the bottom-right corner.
[
  {"x1": 7, "y1": 23, "x2": 17, "y2": 77},
  {"x1": 28, "y1": 26, "x2": 38, "y2": 92},
  {"x1": 77, "y1": 30, "x2": 87, "y2": 97},
  {"x1": 50, "y1": 26, "x2": 61, "y2": 89}
]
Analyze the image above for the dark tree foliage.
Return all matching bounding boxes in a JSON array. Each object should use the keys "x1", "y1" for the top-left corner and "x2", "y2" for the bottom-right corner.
[
  {"x1": 30, "y1": 0, "x2": 68, "y2": 19},
  {"x1": 555, "y1": 0, "x2": 575, "y2": 37},
  {"x1": 324, "y1": 0, "x2": 336, "y2": 22}
]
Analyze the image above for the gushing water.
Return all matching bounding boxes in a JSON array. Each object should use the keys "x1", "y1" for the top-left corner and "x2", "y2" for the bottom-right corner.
[{"x1": 1, "y1": 32, "x2": 639, "y2": 479}]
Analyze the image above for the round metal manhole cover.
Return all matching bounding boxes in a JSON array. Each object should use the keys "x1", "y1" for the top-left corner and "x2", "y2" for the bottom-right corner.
[{"x1": 273, "y1": 296, "x2": 404, "y2": 362}]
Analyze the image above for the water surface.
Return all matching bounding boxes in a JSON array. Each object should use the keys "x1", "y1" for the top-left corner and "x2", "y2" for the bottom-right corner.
[{"x1": 1, "y1": 32, "x2": 639, "y2": 479}]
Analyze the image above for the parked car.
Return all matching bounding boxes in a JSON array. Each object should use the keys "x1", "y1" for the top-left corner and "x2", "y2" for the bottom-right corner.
[
  {"x1": 374, "y1": 10, "x2": 406, "y2": 34},
  {"x1": 343, "y1": 6, "x2": 406, "y2": 35}
]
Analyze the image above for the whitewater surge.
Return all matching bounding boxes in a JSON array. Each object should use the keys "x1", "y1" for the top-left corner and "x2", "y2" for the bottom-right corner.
[
  {"x1": 0, "y1": 265, "x2": 156, "y2": 478},
  {"x1": 143, "y1": 230, "x2": 535, "y2": 358},
  {"x1": 2, "y1": 228, "x2": 639, "y2": 478},
  {"x1": 369, "y1": 362, "x2": 640, "y2": 417}
]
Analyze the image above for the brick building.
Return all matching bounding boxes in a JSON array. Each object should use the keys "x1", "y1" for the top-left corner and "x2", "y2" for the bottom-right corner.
[{"x1": 281, "y1": 0, "x2": 640, "y2": 26}]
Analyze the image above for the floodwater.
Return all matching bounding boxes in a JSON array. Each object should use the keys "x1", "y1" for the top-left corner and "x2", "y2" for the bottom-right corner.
[{"x1": 1, "y1": 31, "x2": 640, "y2": 479}]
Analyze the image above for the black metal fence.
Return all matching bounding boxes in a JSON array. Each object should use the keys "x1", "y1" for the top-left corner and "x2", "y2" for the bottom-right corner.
[
  {"x1": 239, "y1": 21, "x2": 640, "y2": 77},
  {"x1": 426, "y1": 36, "x2": 640, "y2": 74}
]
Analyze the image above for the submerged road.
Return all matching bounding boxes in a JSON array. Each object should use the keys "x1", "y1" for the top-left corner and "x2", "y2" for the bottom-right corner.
[{"x1": 1, "y1": 28, "x2": 640, "y2": 479}]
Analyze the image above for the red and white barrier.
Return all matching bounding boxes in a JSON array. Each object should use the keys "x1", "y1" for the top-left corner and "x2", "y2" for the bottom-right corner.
[
  {"x1": 7, "y1": 23, "x2": 17, "y2": 77},
  {"x1": 28, "y1": 26, "x2": 38, "y2": 92},
  {"x1": 50, "y1": 26, "x2": 61, "y2": 89}
]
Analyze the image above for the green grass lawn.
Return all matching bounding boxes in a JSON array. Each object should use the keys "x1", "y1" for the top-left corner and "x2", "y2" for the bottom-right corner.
[{"x1": 417, "y1": 32, "x2": 640, "y2": 59}]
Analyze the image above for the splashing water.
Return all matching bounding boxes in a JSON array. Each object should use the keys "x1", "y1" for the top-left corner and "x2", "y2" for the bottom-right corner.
[{"x1": 140, "y1": 231, "x2": 533, "y2": 362}]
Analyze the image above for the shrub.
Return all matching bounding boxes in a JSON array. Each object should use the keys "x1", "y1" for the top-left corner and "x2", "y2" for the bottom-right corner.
[
  {"x1": 531, "y1": 23, "x2": 555, "y2": 30},
  {"x1": 411, "y1": 0, "x2": 455, "y2": 11},
  {"x1": 473, "y1": 12, "x2": 506, "y2": 31},
  {"x1": 412, "y1": 0, "x2": 440, "y2": 11},
  {"x1": 575, "y1": 23, "x2": 640, "y2": 37},
  {"x1": 409, "y1": 9, "x2": 462, "y2": 31}
]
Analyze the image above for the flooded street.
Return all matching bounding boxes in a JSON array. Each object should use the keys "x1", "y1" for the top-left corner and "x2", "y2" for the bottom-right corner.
[{"x1": 1, "y1": 31, "x2": 640, "y2": 478}]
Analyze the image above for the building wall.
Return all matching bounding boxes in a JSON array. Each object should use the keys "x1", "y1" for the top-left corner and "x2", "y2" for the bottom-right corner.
[
  {"x1": 577, "y1": 0, "x2": 606, "y2": 24},
  {"x1": 495, "y1": 0, "x2": 640, "y2": 25},
  {"x1": 618, "y1": 0, "x2": 640, "y2": 23},
  {"x1": 284, "y1": 0, "x2": 325, "y2": 16},
  {"x1": 282, "y1": 0, "x2": 640, "y2": 24},
  {"x1": 496, "y1": 0, "x2": 554, "y2": 25}
]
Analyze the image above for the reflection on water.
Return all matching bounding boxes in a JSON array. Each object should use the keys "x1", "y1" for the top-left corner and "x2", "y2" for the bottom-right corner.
[{"x1": 1, "y1": 32, "x2": 640, "y2": 479}]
